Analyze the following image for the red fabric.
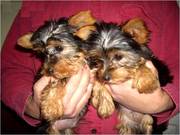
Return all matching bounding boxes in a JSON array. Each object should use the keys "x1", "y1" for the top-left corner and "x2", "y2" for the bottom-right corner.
[{"x1": 1, "y1": 1, "x2": 179, "y2": 134}]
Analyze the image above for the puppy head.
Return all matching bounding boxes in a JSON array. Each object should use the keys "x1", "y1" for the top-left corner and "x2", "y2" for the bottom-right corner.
[
  {"x1": 86, "y1": 21, "x2": 152, "y2": 82},
  {"x1": 17, "y1": 18, "x2": 79, "y2": 59}
]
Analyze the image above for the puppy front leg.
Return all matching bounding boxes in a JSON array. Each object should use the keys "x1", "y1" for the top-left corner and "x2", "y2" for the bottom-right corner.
[
  {"x1": 140, "y1": 114, "x2": 153, "y2": 135},
  {"x1": 117, "y1": 107, "x2": 134, "y2": 135},
  {"x1": 41, "y1": 80, "x2": 65, "y2": 121},
  {"x1": 117, "y1": 105, "x2": 152, "y2": 134},
  {"x1": 91, "y1": 81, "x2": 101, "y2": 109},
  {"x1": 47, "y1": 122, "x2": 74, "y2": 135},
  {"x1": 91, "y1": 81, "x2": 115, "y2": 118},
  {"x1": 47, "y1": 121, "x2": 61, "y2": 134},
  {"x1": 98, "y1": 85, "x2": 115, "y2": 118}
]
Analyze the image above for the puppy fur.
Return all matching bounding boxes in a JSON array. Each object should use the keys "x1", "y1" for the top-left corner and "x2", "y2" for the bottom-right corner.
[
  {"x1": 85, "y1": 18, "x2": 160, "y2": 134},
  {"x1": 18, "y1": 18, "x2": 87, "y2": 134}
]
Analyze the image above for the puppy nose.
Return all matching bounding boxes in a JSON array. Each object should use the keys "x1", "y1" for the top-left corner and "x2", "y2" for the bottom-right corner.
[
  {"x1": 103, "y1": 73, "x2": 111, "y2": 81},
  {"x1": 45, "y1": 47, "x2": 56, "y2": 55}
]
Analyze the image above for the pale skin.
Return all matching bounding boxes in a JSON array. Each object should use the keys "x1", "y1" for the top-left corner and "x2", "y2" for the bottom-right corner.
[
  {"x1": 24, "y1": 61, "x2": 174, "y2": 130},
  {"x1": 25, "y1": 65, "x2": 94, "y2": 129},
  {"x1": 106, "y1": 61, "x2": 174, "y2": 114}
]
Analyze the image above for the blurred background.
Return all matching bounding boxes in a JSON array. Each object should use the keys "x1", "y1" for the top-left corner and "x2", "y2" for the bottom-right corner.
[
  {"x1": 1, "y1": 1, "x2": 21, "y2": 46},
  {"x1": 1, "y1": 1, "x2": 179, "y2": 134}
]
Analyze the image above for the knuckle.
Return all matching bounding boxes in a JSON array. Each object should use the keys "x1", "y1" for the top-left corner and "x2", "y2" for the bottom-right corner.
[
  {"x1": 70, "y1": 112, "x2": 77, "y2": 118},
  {"x1": 64, "y1": 107, "x2": 76, "y2": 118},
  {"x1": 33, "y1": 83, "x2": 38, "y2": 91}
]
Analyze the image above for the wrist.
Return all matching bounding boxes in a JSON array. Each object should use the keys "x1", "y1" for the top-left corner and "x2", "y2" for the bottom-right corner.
[{"x1": 153, "y1": 89, "x2": 174, "y2": 113}]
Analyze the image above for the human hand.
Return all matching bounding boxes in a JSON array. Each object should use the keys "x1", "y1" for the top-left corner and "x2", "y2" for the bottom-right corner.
[
  {"x1": 106, "y1": 61, "x2": 158, "y2": 101},
  {"x1": 51, "y1": 65, "x2": 94, "y2": 130},
  {"x1": 25, "y1": 76, "x2": 53, "y2": 119},
  {"x1": 62, "y1": 65, "x2": 93, "y2": 117},
  {"x1": 105, "y1": 61, "x2": 173, "y2": 114},
  {"x1": 26, "y1": 65, "x2": 93, "y2": 129}
]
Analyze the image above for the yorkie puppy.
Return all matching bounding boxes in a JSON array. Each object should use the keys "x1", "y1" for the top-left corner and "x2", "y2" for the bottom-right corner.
[
  {"x1": 17, "y1": 10, "x2": 99, "y2": 134},
  {"x1": 86, "y1": 18, "x2": 160, "y2": 134},
  {"x1": 18, "y1": 17, "x2": 90, "y2": 134}
]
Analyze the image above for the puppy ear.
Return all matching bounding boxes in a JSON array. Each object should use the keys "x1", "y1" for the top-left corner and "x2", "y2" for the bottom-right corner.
[
  {"x1": 68, "y1": 10, "x2": 96, "y2": 29},
  {"x1": 69, "y1": 10, "x2": 97, "y2": 40},
  {"x1": 17, "y1": 33, "x2": 33, "y2": 49},
  {"x1": 122, "y1": 18, "x2": 149, "y2": 45},
  {"x1": 74, "y1": 25, "x2": 96, "y2": 40}
]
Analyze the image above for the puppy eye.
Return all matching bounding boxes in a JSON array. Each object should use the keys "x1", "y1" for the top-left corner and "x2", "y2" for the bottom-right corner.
[
  {"x1": 114, "y1": 54, "x2": 122, "y2": 60},
  {"x1": 55, "y1": 46, "x2": 63, "y2": 52}
]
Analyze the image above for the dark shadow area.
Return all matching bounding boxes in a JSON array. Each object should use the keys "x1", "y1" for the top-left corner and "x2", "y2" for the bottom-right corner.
[
  {"x1": 1, "y1": 101, "x2": 170, "y2": 134},
  {"x1": 152, "y1": 57, "x2": 173, "y2": 87},
  {"x1": 1, "y1": 102, "x2": 37, "y2": 134},
  {"x1": 152, "y1": 116, "x2": 169, "y2": 135}
]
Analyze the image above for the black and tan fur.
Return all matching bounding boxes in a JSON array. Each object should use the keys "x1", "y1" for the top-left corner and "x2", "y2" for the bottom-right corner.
[{"x1": 86, "y1": 19, "x2": 159, "y2": 134}]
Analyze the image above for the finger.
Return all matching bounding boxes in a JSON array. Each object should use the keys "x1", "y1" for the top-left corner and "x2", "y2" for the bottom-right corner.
[
  {"x1": 53, "y1": 117, "x2": 77, "y2": 130},
  {"x1": 49, "y1": 76, "x2": 57, "y2": 82},
  {"x1": 72, "y1": 83, "x2": 93, "y2": 116},
  {"x1": 105, "y1": 84, "x2": 123, "y2": 102},
  {"x1": 68, "y1": 65, "x2": 90, "y2": 108},
  {"x1": 63, "y1": 68, "x2": 83, "y2": 105},
  {"x1": 90, "y1": 72, "x2": 95, "y2": 83},
  {"x1": 33, "y1": 76, "x2": 53, "y2": 104},
  {"x1": 105, "y1": 84, "x2": 117, "y2": 98},
  {"x1": 33, "y1": 76, "x2": 51, "y2": 92},
  {"x1": 105, "y1": 80, "x2": 133, "y2": 100}
]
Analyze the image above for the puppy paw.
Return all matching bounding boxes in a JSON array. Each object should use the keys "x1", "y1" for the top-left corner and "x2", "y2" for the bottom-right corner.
[
  {"x1": 91, "y1": 81, "x2": 115, "y2": 118},
  {"x1": 133, "y1": 65, "x2": 159, "y2": 93},
  {"x1": 97, "y1": 86, "x2": 115, "y2": 118},
  {"x1": 91, "y1": 81, "x2": 101, "y2": 108},
  {"x1": 60, "y1": 128, "x2": 74, "y2": 135},
  {"x1": 117, "y1": 124, "x2": 132, "y2": 135},
  {"x1": 47, "y1": 123, "x2": 60, "y2": 134},
  {"x1": 140, "y1": 115, "x2": 153, "y2": 134}
]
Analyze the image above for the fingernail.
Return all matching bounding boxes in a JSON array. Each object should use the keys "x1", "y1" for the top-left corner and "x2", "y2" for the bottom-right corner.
[{"x1": 87, "y1": 83, "x2": 93, "y2": 91}]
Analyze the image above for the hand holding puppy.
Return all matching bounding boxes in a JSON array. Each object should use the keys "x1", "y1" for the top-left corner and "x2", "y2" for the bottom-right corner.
[
  {"x1": 106, "y1": 61, "x2": 173, "y2": 114},
  {"x1": 25, "y1": 65, "x2": 93, "y2": 130}
]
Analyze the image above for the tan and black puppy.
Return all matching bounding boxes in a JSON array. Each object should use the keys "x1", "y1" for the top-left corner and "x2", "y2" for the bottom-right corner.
[
  {"x1": 18, "y1": 17, "x2": 88, "y2": 134},
  {"x1": 86, "y1": 18, "x2": 160, "y2": 134},
  {"x1": 17, "y1": 10, "x2": 99, "y2": 134}
]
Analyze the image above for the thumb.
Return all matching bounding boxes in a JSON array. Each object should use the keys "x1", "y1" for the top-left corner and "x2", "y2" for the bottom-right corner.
[
  {"x1": 34, "y1": 76, "x2": 52, "y2": 92},
  {"x1": 33, "y1": 76, "x2": 55, "y2": 104},
  {"x1": 145, "y1": 61, "x2": 158, "y2": 77}
]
